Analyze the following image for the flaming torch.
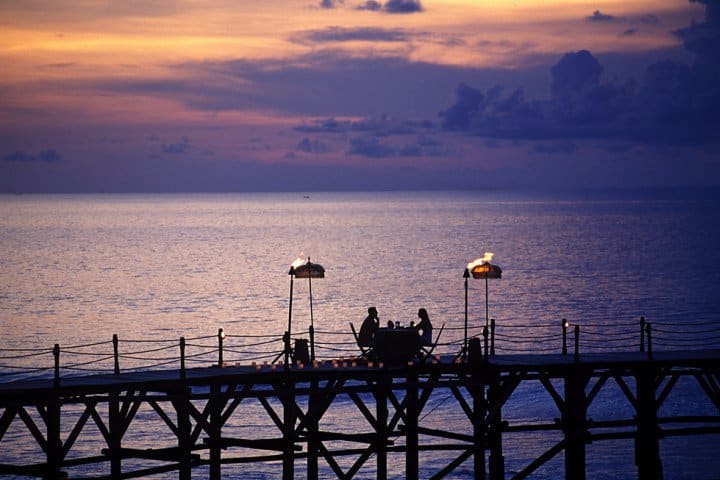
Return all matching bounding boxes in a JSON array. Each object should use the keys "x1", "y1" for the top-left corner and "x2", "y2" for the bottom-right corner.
[
  {"x1": 463, "y1": 252, "x2": 502, "y2": 361},
  {"x1": 287, "y1": 256, "x2": 325, "y2": 362}
]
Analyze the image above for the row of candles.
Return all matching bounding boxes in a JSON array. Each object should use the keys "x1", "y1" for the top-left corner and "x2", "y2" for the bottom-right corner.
[{"x1": 247, "y1": 358, "x2": 443, "y2": 370}]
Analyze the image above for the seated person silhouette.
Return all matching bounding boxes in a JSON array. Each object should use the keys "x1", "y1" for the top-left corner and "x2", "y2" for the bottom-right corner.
[
  {"x1": 415, "y1": 308, "x2": 433, "y2": 346},
  {"x1": 358, "y1": 307, "x2": 379, "y2": 347}
]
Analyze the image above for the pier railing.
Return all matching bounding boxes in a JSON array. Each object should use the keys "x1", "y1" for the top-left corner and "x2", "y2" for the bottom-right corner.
[{"x1": 2, "y1": 317, "x2": 719, "y2": 383}]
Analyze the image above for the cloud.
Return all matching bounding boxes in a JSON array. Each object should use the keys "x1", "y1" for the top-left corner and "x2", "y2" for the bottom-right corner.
[
  {"x1": 620, "y1": 28, "x2": 638, "y2": 37},
  {"x1": 295, "y1": 115, "x2": 429, "y2": 136},
  {"x1": 637, "y1": 14, "x2": 660, "y2": 25},
  {"x1": 3, "y1": 151, "x2": 36, "y2": 162},
  {"x1": 343, "y1": 132, "x2": 452, "y2": 158},
  {"x1": 384, "y1": 0, "x2": 422, "y2": 14},
  {"x1": 3, "y1": 149, "x2": 63, "y2": 163},
  {"x1": 586, "y1": 10, "x2": 661, "y2": 27},
  {"x1": 550, "y1": 50, "x2": 603, "y2": 98},
  {"x1": 674, "y1": 0, "x2": 720, "y2": 65},
  {"x1": 296, "y1": 137, "x2": 331, "y2": 154},
  {"x1": 586, "y1": 10, "x2": 616, "y2": 22},
  {"x1": 39, "y1": 149, "x2": 63, "y2": 162},
  {"x1": 356, "y1": 0, "x2": 382, "y2": 11},
  {"x1": 347, "y1": 136, "x2": 396, "y2": 157},
  {"x1": 162, "y1": 138, "x2": 192, "y2": 154},
  {"x1": 320, "y1": 0, "x2": 343, "y2": 9},
  {"x1": 532, "y1": 141, "x2": 577, "y2": 155},
  {"x1": 438, "y1": 2, "x2": 720, "y2": 146},
  {"x1": 437, "y1": 83, "x2": 487, "y2": 131},
  {"x1": 290, "y1": 27, "x2": 464, "y2": 48},
  {"x1": 291, "y1": 26, "x2": 410, "y2": 44},
  {"x1": 40, "y1": 62, "x2": 75, "y2": 69},
  {"x1": 81, "y1": 48, "x2": 551, "y2": 121}
]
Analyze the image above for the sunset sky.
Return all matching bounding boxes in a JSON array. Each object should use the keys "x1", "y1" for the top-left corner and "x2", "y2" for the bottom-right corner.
[{"x1": 1, "y1": 0, "x2": 718, "y2": 192}]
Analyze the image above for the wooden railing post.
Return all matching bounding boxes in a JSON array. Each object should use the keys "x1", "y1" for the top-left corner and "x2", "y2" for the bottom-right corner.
[
  {"x1": 483, "y1": 326, "x2": 489, "y2": 361},
  {"x1": 179, "y1": 337, "x2": 186, "y2": 379},
  {"x1": 113, "y1": 334, "x2": 120, "y2": 375},
  {"x1": 562, "y1": 319, "x2": 568, "y2": 355},
  {"x1": 217, "y1": 328, "x2": 224, "y2": 367},
  {"x1": 639, "y1": 317, "x2": 646, "y2": 353},
  {"x1": 53, "y1": 344, "x2": 60, "y2": 389},
  {"x1": 490, "y1": 319, "x2": 496, "y2": 356},
  {"x1": 574, "y1": 325, "x2": 580, "y2": 363},
  {"x1": 283, "y1": 331, "x2": 291, "y2": 371}
]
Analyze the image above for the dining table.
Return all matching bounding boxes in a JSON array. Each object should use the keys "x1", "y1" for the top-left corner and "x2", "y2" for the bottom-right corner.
[{"x1": 373, "y1": 327, "x2": 421, "y2": 365}]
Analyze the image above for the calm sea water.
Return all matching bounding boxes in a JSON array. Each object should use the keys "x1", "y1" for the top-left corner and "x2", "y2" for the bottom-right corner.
[{"x1": 1, "y1": 190, "x2": 719, "y2": 478}]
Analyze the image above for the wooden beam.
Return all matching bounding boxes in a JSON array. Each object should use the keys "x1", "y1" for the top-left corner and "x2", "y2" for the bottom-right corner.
[{"x1": 510, "y1": 440, "x2": 565, "y2": 480}]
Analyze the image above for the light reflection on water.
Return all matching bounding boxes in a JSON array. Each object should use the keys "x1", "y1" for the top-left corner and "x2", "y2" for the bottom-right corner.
[{"x1": 1, "y1": 191, "x2": 719, "y2": 478}]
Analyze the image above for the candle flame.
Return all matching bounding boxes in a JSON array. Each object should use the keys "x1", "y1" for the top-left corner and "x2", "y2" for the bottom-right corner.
[{"x1": 467, "y1": 252, "x2": 494, "y2": 270}]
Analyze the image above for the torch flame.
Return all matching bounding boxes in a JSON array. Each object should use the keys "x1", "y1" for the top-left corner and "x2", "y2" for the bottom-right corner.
[
  {"x1": 291, "y1": 254, "x2": 306, "y2": 269},
  {"x1": 467, "y1": 252, "x2": 494, "y2": 270}
]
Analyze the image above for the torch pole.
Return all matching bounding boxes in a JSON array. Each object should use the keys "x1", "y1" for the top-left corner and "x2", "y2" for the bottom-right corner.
[
  {"x1": 286, "y1": 267, "x2": 295, "y2": 367},
  {"x1": 463, "y1": 268, "x2": 470, "y2": 362},
  {"x1": 485, "y1": 275, "x2": 489, "y2": 331},
  {"x1": 309, "y1": 275, "x2": 315, "y2": 362}
]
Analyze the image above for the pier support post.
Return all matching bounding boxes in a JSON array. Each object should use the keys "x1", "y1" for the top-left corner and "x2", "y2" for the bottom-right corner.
[
  {"x1": 487, "y1": 369, "x2": 504, "y2": 480},
  {"x1": 108, "y1": 389, "x2": 122, "y2": 478},
  {"x1": 209, "y1": 383, "x2": 222, "y2": 480},
  {"x1": 375, "y1": 374, "x2": 389, "y2": 480},
  {"x1": 405, "y1": 369, "x2": 419, "y2": 479},
  {"x1": 471, "y1": 372, "x2": 487, "y2": 480},
  {"x1": 469, "y1": 338, "x2": 487, "y2": 479},
  {"x1": 174, "y1": 389, "x2": 192, "y2": 480},
  {"x1": 282, "y1": 377, "x2": 297, "y2": 480},
  {"x1": 45, "y1": 395, "x2": 62, "y2": 479},
  {"x1": 563, "y1": 368, "x2": 589, "y2": 480},
  {"x1": 635, "y1": 367, "x2": 663, "y2": 480},
  {"x1": 307, "y1": 379, "x2": 319, "y2": 480}
]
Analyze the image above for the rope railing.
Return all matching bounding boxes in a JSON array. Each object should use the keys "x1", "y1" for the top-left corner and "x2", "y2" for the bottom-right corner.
[{"x1": 2, "y1": 316, "x2": 719, "y2": 382}]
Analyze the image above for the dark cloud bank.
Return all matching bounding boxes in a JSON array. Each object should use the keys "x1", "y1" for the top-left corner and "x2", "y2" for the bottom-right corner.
[
  {"x1": 322, "y1": 0, "x2": 422, "y2": 13},
  {"x1": 354, "y1": 0, "x2": 422, "y2": 13},
  {"x1": 3, "y1": 149, "x2": 63, "y2": 163},
  {"x1": 439, "y1": 0, "x2": 720, "y2": 146}
]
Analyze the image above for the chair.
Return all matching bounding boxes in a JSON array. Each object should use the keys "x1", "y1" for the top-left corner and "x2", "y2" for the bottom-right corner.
[
  {"x1": 419, "y1": 322, "x2": 445, "y2": 364},
  {"x1": 292, "y1": 338, "x2": 310, "y2": 365},
  {"x1": 350, "y1": 323, "x2": 375, "y2": 360}
]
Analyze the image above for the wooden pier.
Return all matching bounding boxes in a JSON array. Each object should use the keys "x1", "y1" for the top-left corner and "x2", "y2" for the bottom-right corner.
[{"x1": 1, "y1": 345, "x2": 719, "y2": 479}]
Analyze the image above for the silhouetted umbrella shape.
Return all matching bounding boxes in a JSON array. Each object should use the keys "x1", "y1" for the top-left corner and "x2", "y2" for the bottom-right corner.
[
  {"x1": 463, "y1": 253, "x2": 502, "y2": 360},
  {"x1": 287, "y1": 258, "x2": 325, "y2": 362}
]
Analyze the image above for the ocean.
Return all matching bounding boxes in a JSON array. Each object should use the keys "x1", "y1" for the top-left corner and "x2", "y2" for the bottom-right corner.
[{"x1": 1, "y1": 190, "x2": 719, "y2": 478}]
